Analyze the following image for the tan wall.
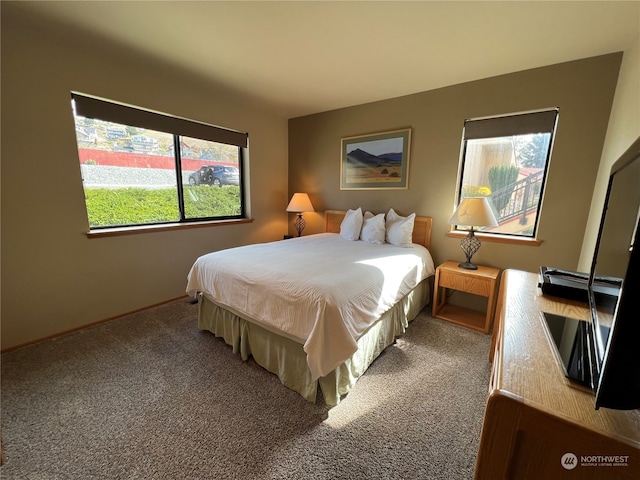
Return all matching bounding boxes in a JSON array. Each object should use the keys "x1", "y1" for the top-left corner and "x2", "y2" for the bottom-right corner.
[
  {"x1": 1, "y1": 10, "x2": 289, "y2": 349},
  {"x1": 578, "y1": 35, "x2": 640, "y2": 272},
  {"x1": 289, "y1": 54, "x2": 622, "y2": 277}
]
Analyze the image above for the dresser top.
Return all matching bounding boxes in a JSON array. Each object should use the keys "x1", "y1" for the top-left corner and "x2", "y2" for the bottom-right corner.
[{"x1": 496, "y1": 269, "x2": 640, "y2": 444}]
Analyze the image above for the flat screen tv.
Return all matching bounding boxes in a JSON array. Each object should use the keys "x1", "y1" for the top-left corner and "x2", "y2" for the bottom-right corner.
[{"x1": 587, "y1": 135, "x2": 640, "y2": 410}]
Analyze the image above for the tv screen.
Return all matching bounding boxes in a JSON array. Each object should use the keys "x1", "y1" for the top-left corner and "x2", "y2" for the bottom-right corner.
[{"x1": 588, "y1": 136, "x2": 640, "y2": 410}]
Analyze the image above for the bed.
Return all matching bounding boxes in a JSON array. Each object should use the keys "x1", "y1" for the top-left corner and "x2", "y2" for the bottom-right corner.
[{"x1": 186, "y1": 209, "x2": 435, "y2": 405}]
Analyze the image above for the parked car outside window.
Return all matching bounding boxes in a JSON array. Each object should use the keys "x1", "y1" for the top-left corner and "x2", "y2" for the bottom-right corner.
[
  {"x1": 188, "y1": 165, "x2": 239, "y2": 187},
  {"x1": 72, "y1": 92, "x2": 247, "y2": 229}
]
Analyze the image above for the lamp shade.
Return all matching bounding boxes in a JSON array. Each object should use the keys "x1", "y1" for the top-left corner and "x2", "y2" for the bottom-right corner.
[
  {"x1": 448, "y1": 197, "x2": 498, "y2": 228},
  {"x1": 286, "y1": 193, "x2": 314, "y2": 213}
]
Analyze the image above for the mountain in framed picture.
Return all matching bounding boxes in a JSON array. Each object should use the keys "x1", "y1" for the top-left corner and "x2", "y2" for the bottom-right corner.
[{"x1": 340, "y1": 128, "x2": 411, "y2": 190}]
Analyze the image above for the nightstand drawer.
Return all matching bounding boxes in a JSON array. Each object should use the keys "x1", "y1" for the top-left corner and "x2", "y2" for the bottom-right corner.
[
  {"x1": 438, "y1": 270, "x2": 492, "y2": 296},
  {"x1": 432, "y1": 261, "x2": 500, "y2": 334}
]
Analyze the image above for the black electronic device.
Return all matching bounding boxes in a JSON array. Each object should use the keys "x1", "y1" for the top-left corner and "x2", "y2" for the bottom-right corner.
[
  {"x1": 539, "y1": 266, "x2": 589, "y2": 302},
  {"x1": 541, "y1": 136, "x2": 640, "y2": 410},
  {"x1": 542, "y1": 312, "x2": 593, "y2": 388},
  {"x1": 586, "y1": 136, "x2": 640, "y2": 410},
  {"x1": 538, "y1": 266, "x2": 620, "y2": 308}
]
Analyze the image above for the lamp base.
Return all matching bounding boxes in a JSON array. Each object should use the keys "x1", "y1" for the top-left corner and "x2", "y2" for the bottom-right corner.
[
  {"x1": 458, "y1": 229, "x2": 481, "y2": 270},
  {"x1": 293, "y1": 213, "x2": 306, "y2": 237},
  {"x1": 458, "y1": 261, "x2": 478, "y2": 270}
]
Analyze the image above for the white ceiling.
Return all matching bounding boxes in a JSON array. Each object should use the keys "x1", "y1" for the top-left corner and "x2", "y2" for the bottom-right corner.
[{"x1": 6, "y1": 1, "x2": 640, "y2": 118}]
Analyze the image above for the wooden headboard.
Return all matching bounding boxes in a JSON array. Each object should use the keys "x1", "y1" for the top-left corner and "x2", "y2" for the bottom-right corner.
[{"x1": 324, "y1": 210, "x2": 433, "y2": 250}]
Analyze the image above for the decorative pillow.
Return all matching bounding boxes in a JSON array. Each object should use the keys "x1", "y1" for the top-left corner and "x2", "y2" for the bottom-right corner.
[
  {"x1": 385, "y1": 208, "x2": 415, "y2": 247},
  {"x1": 340, "y1": 207, "x2": 364, "y2": 241},
  {"x1": 360, "y1": 211, "x2": 386, "y2": 245}
]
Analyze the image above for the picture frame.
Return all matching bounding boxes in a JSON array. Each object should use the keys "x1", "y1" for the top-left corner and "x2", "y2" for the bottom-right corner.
[{"x1": 340, "y1": 128, "x2": 411, "y2": 190}]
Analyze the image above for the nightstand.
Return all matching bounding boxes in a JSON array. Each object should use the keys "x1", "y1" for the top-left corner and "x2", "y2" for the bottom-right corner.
[{"x1": 432, "y1": 260, "x2": 500, "y2": 333}]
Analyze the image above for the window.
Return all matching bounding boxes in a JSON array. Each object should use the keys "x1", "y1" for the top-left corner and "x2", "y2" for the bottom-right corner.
[
  {"x1": 71, "y1": 92, "x2": 247, "y2": 230},
  {"x1": 453, "y1": 108, "x2": 558, "y2": 239}
]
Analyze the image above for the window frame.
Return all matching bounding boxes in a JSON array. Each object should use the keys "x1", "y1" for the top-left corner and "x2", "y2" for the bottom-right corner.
[
  {"x1": 71, "y1": 92, "x2": 248, "y2": 233},
  {"x1": 451, "y1": 108, "x2": 559, "y2": 242}
]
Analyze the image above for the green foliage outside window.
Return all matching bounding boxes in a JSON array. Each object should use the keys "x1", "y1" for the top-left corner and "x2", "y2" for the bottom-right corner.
[
  {"x1": 461, "y1": 185, "x2": 492, "y2": 198},
  {"x1": 488, "y1": 165, "x2": 520, "y2": 213},
  {"x1": 85, "y1": 186, "x2": 241, "y2": 227}
]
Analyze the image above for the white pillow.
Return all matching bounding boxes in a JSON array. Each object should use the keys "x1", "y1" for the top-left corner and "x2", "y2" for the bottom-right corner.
[
  {"x1": 385, "y1": 208, "x2": 415, "y2": 247},
  {"x1": 340, "y1": 207, "x2": 364, "y2": 241},
  {"x1": 360, "y1": 211, "x2": 386, "y2": 245}
]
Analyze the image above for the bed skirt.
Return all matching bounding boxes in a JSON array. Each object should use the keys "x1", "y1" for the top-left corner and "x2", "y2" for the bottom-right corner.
[{"x1": 197, "y1": 277, "x2": 431, "y2": 406}]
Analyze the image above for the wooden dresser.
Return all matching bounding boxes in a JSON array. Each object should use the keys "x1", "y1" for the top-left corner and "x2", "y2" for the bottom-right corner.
[{"x1": 475, "y1": 269, "x2": 640, "y2": 479}]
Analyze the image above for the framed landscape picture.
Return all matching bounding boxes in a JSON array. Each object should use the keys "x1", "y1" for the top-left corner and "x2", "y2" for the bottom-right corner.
[{"x1": 340, "y1": 128, "x2": 411, "y2": 190}]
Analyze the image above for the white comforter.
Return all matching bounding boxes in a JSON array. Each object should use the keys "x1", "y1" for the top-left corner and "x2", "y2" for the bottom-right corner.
[{"x1": 186, "y1": 233, "x2": 435, "y2": 380}]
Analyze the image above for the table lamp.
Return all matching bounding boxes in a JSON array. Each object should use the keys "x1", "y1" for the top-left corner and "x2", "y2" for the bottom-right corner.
[
  {"x1": 448, "y1": 197, "x2": 498, "y2": 270},
  {"x1": 286, "y1": 193, "x2": 314, "y2": 236}
]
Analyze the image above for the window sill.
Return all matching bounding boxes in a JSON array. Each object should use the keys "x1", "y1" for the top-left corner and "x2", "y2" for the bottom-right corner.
[
  {"x1": 86, "y1": 218, "x2": 254, "y2": 238},
  {"x1": 446, "y1": 230, "x2": 542, "y2": 246}
]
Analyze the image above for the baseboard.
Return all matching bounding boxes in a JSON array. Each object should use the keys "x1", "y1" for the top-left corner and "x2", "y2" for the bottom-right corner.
[{"x1": 1, "y1": 295, "x2": 191, "y2": 354}]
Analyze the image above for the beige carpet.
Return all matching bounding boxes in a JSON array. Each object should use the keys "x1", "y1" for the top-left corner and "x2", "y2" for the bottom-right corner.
[{"x1": 1, "y1": 298, "x2": 491, "y2": 479}]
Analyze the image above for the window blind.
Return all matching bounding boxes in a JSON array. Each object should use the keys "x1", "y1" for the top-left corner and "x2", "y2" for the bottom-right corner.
[
  {"x1": 464, "y1": 108, "x2": 558, "y2": 140},
  {"x1": 72, "y1": 92, "x2": 248, "y2": 148}
]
